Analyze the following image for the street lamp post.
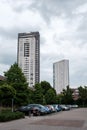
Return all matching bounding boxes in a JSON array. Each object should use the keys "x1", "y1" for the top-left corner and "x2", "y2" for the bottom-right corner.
[{"x1": 12, "y1": 98, "x2": 14, "y2": 112}]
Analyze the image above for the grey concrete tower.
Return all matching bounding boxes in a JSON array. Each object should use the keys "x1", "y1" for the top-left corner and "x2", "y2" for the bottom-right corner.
[{"x1": 17, "y1": 32, "x2": 40, "y2": 87}]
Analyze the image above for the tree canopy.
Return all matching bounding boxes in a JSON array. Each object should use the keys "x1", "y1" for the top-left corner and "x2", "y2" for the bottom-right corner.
[
  {"x1": 33, "y1": 83, "x2": 43, "y2": 104},
  {"x1": 0, "y1": 63, "x2": 87, "y2": 107},
  {"x1": 45, "y1": 88, "x2": 57, "y2": 104},
  {"x1": 0, "y1": 84, "x2": 16, "y2": 106},
  {"x1": 4, "y1": 63, "x2": 29, "y2": 106},
  {"x1": 61, "y1": 86, "x2": 74, "y2": 104},
  {"x1": 41, "y1": 81, "x2": 52, "y2": 95},
  {"x1": 78, "y1": 86, "x2": 87, "y2": 107},
  {"x1": 4, "y1": 63, "x2": 28, "y2": 86}
]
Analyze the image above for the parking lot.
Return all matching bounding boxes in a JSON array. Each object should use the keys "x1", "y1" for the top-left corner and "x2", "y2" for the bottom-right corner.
[{"x1": 0, "y1": 108, "x2": 87, "y2": 130}]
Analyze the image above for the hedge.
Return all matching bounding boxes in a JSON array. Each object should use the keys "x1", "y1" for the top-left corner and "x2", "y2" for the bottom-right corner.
[{"x1": 0, "y1": 111, "x2": 25, "y2": 122}]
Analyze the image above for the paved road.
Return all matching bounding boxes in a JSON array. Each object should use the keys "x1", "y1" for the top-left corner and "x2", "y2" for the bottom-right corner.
[{"x1": 0, "y1": 108, "x2": 87, "y2": 130}]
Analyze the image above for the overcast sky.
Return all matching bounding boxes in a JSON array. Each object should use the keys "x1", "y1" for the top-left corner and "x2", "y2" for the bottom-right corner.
[{"x1": 0, "y1": 0, "x2": 87, "y2": 88}]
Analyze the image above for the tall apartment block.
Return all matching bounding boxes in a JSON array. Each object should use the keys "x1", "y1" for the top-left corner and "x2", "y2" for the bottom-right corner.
[
  {"x1": 53, "y1": 60, "x2": 69, "y2": 93},
  {"x1": 17, "y1": 32, "x2": 40, "y2": 87}
]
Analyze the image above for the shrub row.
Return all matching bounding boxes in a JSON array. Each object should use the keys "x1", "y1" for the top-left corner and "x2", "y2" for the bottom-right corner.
[{"x1": 0, "y1": 111, "x2": 25, "y2": 122}]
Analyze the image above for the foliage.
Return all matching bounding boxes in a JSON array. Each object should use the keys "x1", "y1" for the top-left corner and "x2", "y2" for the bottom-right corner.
[
  {"x1": 4, "y1": 63, "x2": 29, "y2": 106},
  {"x1": 61, "y1": 86, "x2": 74, "y2": 104},
  {"x1": 0, "y1": 80, "x2": 5, "y2": 86},
  {"x1": 33, "y1": 82, "x2": 57, "y2": 105},
  {"x1": 0, "y1": 84, "x2": 16, "y2": 98},
  {"x1": 56, "y1": 93, "x2": 64, "y2": 104},
  {"x1": 4, "y1": 63, "x2": 27, "y2": 85},
  {"x1": 27, "y1": 88, "x2": 34, "y2": 104},
  {"x1": 33, "y1": 83, "x2": 43, "y2": 104},
  {"x1": 78, "y1": 86, "x2": 87, "y2": 107},
  {"x1": 45, "y1": 88, "x2": 57, "y2": 104},
  {"x1": 0, "y1": 84, "x2": 16, "y2": 106},
  {"x1": 14, "y1": 92, "x2": 28, "y2": 106},
  {"x1": 0, "y1": 111, "x2": 24, "y2": 122},
  {"x1": 2, "y1": 62, "x2": 87, "y2": 107},
  {"x1": 41, "y1": 81, "x2": 51, "y2": 95}
]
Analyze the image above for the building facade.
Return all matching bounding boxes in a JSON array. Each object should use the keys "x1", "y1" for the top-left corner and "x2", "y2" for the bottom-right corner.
[
  {"x1": 0, "y1": 75, "x2": 5, "y2": 81},
  {"x1": 72, "y1": 88, "x2": 79, "y2": 101},
  {"x1": 53, "y1": 60, "x2": 69, "y2": 93},
  {"x1": 17, "y1": 32, "x2": 40, "y2": 87}
]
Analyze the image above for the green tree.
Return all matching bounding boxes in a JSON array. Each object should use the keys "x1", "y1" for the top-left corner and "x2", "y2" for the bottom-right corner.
[
  {"x1": 33, "y1": 83, "x2": 44, "y2": 104},
  {"x1": 41, "y1": 81, "x2": 51, "y2": 95},
  {"x1": 78, "y1": 86, "x2": 87, "y2": 107},
  {"x1": 4, "y1": 63, "x2": 27, "y2": 86},
  {"x1": 4, "y1": 63, "x2": 29, "y2": 106},
  {"x1": 62, "y1": 86, "x2": 73, "y2": 104},
  {"x1": 56, "y1": 93, "x2": 64, "y2": 104},
  {"x1": 27, "y1": 88, "x2": 34, "y2": 104},
  {"x1": 0, "y1": 84, "x2": 16, "y2": 106},
  {"x1": 45, "y1": 88, "x2": 57, "y2": 104}
]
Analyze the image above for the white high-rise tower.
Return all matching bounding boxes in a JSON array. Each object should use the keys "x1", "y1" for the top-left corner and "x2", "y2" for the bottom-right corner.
[{"x1": 53, "y1": 59, "x2": 69, "y2": 93}]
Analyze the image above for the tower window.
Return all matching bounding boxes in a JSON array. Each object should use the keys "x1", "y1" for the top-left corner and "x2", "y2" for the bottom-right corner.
[{"x1": 24, "y1": 43, "x2": 29, "y2": 57}]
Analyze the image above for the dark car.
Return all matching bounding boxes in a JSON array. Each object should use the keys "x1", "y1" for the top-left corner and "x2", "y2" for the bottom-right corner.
[
  {"x1": 15, "y1": 106, "x2": 32, "y2": 115},
  {"x1": 27, "y1": 104, "x2": 48, "y2": 116}
]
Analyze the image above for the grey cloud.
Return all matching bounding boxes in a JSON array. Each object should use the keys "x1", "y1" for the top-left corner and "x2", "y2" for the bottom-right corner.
[
  {"x1": 70, "y1": 57, "x2": 87, "y2": 87},
  {"x1": 3, "y1": 0, "x2": 87, "y2": 25},
  {"x1": 40, "y1": 36, "x2": 46, "y2": 45},
  {"x1": 77, "y1": 16, "x2": 87, "y2": 29},
  {"x1": 74, "y1": 14, "x2": 87, "y2": 40},
  {"x1": 0, "y1": 53, "x2": 16, "y2": 65},
  {"x1": 0, "y1": 26, "x2": 41, "y2": 40},
  {"x1": 29, "y1": 0, "x2": 87, "y2": 21},
  {"x1": 6, "y1": 0, "x2": 87, "y2": 23},
  {"x1": 70, "y1": 68, "x2": 87, "y2": 87},
  {"x1": 1, "y1": 0, "x2": 33, "y2": 13},
  {"x1": 0, "y1": 27, "x2": 18, "y2": 40},
  {"x1": 75, "y1": 32, "x2": 87, "y2": 43}
]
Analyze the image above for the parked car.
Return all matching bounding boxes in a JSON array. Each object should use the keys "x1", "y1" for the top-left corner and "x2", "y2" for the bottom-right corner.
[
  {"x1": 46, "y1": 105, "x2": 56, "y2": 113},
  {"x1": 59, "y1": 105, "x2": 70, "y2": 111},
  {"x1": 71, "y1": 104, "x2": 78, "y2": 108},
  {"x1": 27, "y1": 104, "x2": 48, "y2": 116},
  {"x1": 15, "y1": 106, "x2": 32, "y2": 115},
  {"x1": 52, "y1": 104, "x2": 62, "y2": 112},
  {"x1": 44, "y1": 106, "x2": 52, "y2": 114}
]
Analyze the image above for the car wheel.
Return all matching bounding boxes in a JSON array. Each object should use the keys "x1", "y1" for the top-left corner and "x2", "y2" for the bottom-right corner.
[{"x1": 36, "y1": 110, "x2": 40, "y2": 116}]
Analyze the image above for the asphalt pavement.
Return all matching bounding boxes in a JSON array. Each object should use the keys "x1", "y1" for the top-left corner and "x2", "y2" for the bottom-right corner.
[{"x1": 0, "y1": 108, "x2": 87, "y2": 130}]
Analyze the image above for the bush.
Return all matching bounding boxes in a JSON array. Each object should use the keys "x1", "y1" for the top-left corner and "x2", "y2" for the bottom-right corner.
[{"x1": 0, "y1": 111, "x2": 25, "y2": 122}]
